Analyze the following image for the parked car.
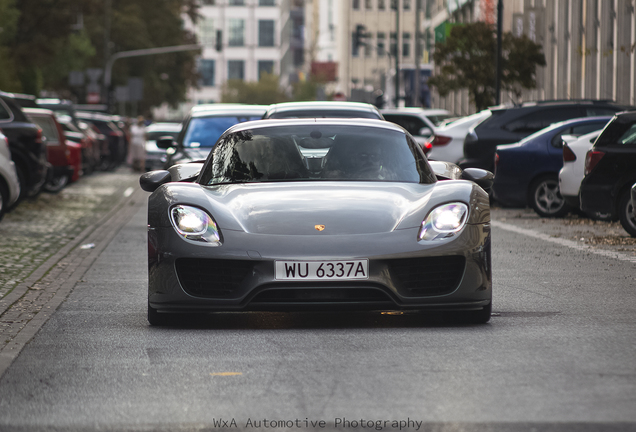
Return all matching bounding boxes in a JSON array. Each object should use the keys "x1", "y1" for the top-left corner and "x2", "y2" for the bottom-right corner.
[
  {"x1": 0, "y1": 90, "x2": 50, "y2": 200},
  {"x1": 381, "y1": 108, "x2": 454, "y2": 150},
  {"x1": 159, "y1": 104, "x2": 267, "y2": 168},
  {"x1": 461, "y1": 100, "x2": 632, "y2": 172},
  {"x1": 75, "y1": 111, "x2": 126, "y2": 170},
  {"x1": 558, "y1": 130, "x2": 603, "y2": 209},
  {"x1": 144, "y1": 122, "x2": 182, "y2": 171},
  {"x1": 23, "y1": 108, "x2": 79, "y2": 192},
  {"x1": 580, "y1": 110, "x2": 636, "y2": 236},
  {"x1": 0, "y1": 131, "x2": 20, "y2": 221},
  {"x1": 140, "y1": 118, "x2": 494, "y2": 325},
  {"x1": 263, "y1": 101, "x2": 383, "y2": 120},
  {"x1": 493, "y1": 116, "x2": 611, "y2": 217},
  {"x1": 425, "y1": 110, "x2": 492, "y2": 164},
  {"x1": 56, "y1": 115, "x2": 100, "y2": 175}
]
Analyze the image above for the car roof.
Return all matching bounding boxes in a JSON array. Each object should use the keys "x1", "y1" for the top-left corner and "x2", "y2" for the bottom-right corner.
[
  {"x1": 265, "y1": 101, "x2": 381, "y2": 115},
  {"x1": 381, "y1": 108, "x2": 450, "y2": 115},
  {"x1": 190, "y1": 104, "x2": 268, "y2": 118},
  {"x1": 146, "y1": 122, "x2": 182, "y2": 132},
  {"x1": 22, "y1": 107, "x2": 56, "y2": 117},
  {"x1": 224, "y1": 117, "x2": 405, "y2": 134}
]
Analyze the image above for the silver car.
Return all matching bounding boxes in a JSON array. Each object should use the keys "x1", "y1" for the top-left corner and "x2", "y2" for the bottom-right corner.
[{"x1": 140, "y1": 119, "x2": 494, "y2": 326}]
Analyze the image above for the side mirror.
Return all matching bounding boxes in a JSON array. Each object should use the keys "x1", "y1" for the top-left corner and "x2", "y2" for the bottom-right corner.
[
  {"x1": 156, "y1": 136, "x2": 177, "y2": 149},
  {"x1": 139, "y1": 170, "x2": 172, "y2": 192},
  {"x1": 418, "y1": 127, "x2": 433, "y2": 137},
  {"x1": 461, "y1": 167, "x2": 494, "y2": 192}
]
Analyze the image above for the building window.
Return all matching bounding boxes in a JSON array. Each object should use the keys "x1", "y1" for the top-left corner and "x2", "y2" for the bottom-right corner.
[
  {"x1": 228, "y1": 60, "x2": 245, "y2": 80},
  {"x1": 198, "y1": 17, "x2": 215, "y2": 47},
  {"x1": 352, "y1": 0, "x2": 360, "y2": 10},
  {"x1": 377, "y1": 32, "x2": 386, "y2": 56},
  {"x1": 259, "y1": 20, "x2": 275, "y2": 47},
  {"x1": 378, "y1": 0, "x2": 385, "y2": 10},
  {"x1": 352, "y1": 30, "x2": 360, "y2": 57},
  {"x1": 390, "y1": 0, "x2": 397, "y2": 10},
  {"x1": 199, "y1": 59, "x2": 215, "y2": 86},
  {"x1": 259, "y1": 0, "x2": 275, "y2": 5},
  {"x1": 365, "y1": 0, "x2": 372, "y2": 9},
  {"x1": 403, "y1": 0, "x2": 411, "y2": 10},
  {"x1": 390, "y1": 32, "x2": 397, "y2": 56},
  {"x1": 202, "y1": 0, "x2": 215, "y2": 4},
  {"x1": 402, "y1": 32, "x2": 411, "y2": 57},
  {"x1": 228, "y1": 19, "x2": 245, "y2": 47},
  {"x1": 229, "y1": 0, "x2": 245, "y2": 5},
  {"x1": 258, "y1": 60, "x2": 274, "y2": 79}
]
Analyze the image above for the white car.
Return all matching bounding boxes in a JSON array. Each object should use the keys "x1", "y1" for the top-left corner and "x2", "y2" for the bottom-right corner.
[
  {"x1": 558, "y1": 130, "x2": 601, "y2": 208},
  {"x1": 0, "y1": 131, "x2": 20, "y2": 221},
  {"x1": 426, "y1": 110, "x2": 492, "y2": 164},
  {"x1": 381, "y1": 108, "x2": 454, "y2": 149}
]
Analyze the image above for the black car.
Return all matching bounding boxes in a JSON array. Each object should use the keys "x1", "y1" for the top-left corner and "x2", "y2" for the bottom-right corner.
[
  {"x1": 461, "y1": 100, "x2": 632, "y2": 172},
  {"x1": 75, "y1": 111, "x2": 126, "y2": 170},
  {"x1": 0, "y1": 90, "x2": 50, "y2": 200},
  {"x1": 579, "y1": 110, "x2": 636, "y2": 237}
]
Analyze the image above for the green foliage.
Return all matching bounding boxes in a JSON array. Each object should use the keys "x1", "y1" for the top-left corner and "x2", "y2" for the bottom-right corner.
[
  {"x1": 292, "y1": 79, "x2": 320, "y2": 101},
  {"x1": 221, "y1": 74, "x2": 289, "y2": 104},
  {"x1": 0, "y1": 0, "x2": 200, "y2": 113},
  {"x1": 428, "y1": 22, "x2": 546, "y2": 110}
]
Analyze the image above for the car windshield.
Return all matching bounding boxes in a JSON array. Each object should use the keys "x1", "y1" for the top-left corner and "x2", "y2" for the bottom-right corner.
[
  {"x1": 426, "y1": 114, "x2": 454, "y2": 126},
  {"x1": 199, "y1": 124, "x2": 435, "y2": 185},
  {"x1": 183, "y1": 115, "x2": 263, "y2": 148}
]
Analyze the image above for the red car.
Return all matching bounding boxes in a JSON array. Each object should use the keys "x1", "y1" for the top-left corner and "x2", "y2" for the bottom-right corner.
[{"x1": 23, "y1": 108, "x2": 81, "y2": 192}]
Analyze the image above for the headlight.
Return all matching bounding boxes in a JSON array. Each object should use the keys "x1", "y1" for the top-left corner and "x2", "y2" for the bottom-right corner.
[
  {"x1": 418, "y1": 202, "x2": 468, "y2": 241},
  {"x1": 170, "y1": 205, "x2": 221, "y2": 245}
]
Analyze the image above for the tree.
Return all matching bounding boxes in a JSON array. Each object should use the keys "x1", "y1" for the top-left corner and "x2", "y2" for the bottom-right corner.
[
  {"x1": 221, "y1": 73, "x2": 289, "y2": 105},
  {"x1": 0, "y1": 0, "x2": 200, "y2": 114},
  {"x1": 428, "y1": 22, "x2": 546, "y2": 111}
]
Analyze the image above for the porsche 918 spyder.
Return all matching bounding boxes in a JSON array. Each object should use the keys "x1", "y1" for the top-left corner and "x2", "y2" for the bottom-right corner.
[{"x1": 140, "y1": 118, "x2": 494, "y2": 325}]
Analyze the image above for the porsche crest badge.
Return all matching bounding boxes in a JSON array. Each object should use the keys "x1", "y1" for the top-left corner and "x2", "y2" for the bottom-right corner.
[{"x1": 315, "y1": 224, "x2": 326, "y2": 231}]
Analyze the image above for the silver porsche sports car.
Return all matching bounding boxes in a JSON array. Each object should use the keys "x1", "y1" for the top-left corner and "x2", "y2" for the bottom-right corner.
[{"x1": 140, "y1": 118, "x2": 494, "y2": 325}]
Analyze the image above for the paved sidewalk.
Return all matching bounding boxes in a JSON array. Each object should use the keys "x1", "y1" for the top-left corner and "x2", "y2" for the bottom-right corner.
[{"x1": 0, "y1": 168, "x2": 145, "y2": 374}]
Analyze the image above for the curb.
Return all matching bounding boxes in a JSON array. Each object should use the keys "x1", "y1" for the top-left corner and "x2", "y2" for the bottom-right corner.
[{"x1": 0, "y1": 185, "x2": 147, "y2": 377}]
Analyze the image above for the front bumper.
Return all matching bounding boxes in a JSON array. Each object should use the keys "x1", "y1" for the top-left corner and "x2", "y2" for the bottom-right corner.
[{"x1": 148, "y1": 223, "x2": 492, "y2": 314}]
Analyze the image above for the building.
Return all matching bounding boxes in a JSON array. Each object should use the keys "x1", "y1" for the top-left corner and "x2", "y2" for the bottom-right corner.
[{"x1": 153, "y1": 0, "x2": 287, "y2": 120}]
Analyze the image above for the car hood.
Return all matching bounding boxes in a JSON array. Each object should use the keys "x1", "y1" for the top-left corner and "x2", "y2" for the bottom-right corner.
[
  {"x1": 201, "y1": 182, "x2": 435, "y2": 235},
  {"x1": 149, "y1": 180, "x2": 484, "y2": 235}
]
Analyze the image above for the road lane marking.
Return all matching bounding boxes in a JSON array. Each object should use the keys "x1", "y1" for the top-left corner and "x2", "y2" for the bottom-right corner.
[
  {"x1": 492, "y1": 220, "x2": 636, "y2": 263},
  {"x1": 123, "y1": 187, "x2": 134, "y2": 197}
]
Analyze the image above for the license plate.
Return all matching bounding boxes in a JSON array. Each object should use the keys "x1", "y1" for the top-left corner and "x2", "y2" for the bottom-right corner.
[{"x1": 275, "y1": 260, "x2": 369, "y2": 280}]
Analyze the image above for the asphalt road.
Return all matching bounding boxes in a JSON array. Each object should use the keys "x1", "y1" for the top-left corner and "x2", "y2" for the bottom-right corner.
[{"x1": 0, "y1": 171, "x2": 635, "y2": 432}]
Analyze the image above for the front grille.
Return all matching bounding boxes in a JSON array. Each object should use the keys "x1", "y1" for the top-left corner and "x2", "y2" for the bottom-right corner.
[
  {"x1": 251, "y1": 287, "x2": 391, "y2": 303},
  {"x1": 388, "y1": 256, "x2": 465, "y2": 296},
  {"x1": 175, "y1": 258, "x2": 252, "y2": 298}
]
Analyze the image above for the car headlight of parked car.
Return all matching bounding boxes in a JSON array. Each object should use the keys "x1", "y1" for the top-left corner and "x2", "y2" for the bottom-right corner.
[
  {"x1": 418, "y1": 202, "x2": 468, "y2": 241},
  {"x1": 170, "y1": 205, "x2": 222, "y2": 245}
]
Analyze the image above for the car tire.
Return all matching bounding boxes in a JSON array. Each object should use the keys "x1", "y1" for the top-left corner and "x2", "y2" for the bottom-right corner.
[
  {"x1": 148, "y1": 303, "x2": 172, "y2": 326},
  {"x1": 461, "y1": 302, "x2": 492, "y2": 324},
  {"x1": 529, "y1": 175, "x2": 570, "y2": 218},
  {"x1": 618, "y1": 191, "x2": 636, "y2": 237},
  {"x1": 0, "y1": 181, "x2": 8, "y2": 221},
  {"x1": 43, "y1": 175, "x2": 69, "y2": 193}
]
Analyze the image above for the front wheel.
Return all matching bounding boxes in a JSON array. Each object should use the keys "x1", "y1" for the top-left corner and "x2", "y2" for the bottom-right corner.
[
  {"x1": 618, "y1": 191, "x2": 636, "y2": 237},
  {"x1": 529, "y1": 175, "x2": 570, "y2": 217},
  {"x1": 43, "y1": 174, "x2": 69, "y2": 193}
]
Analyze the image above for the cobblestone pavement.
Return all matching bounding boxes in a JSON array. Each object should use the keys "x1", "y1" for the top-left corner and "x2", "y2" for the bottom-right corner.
[{"x1": 0, "y1": 167, "x2": 143, "y2": 371}]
